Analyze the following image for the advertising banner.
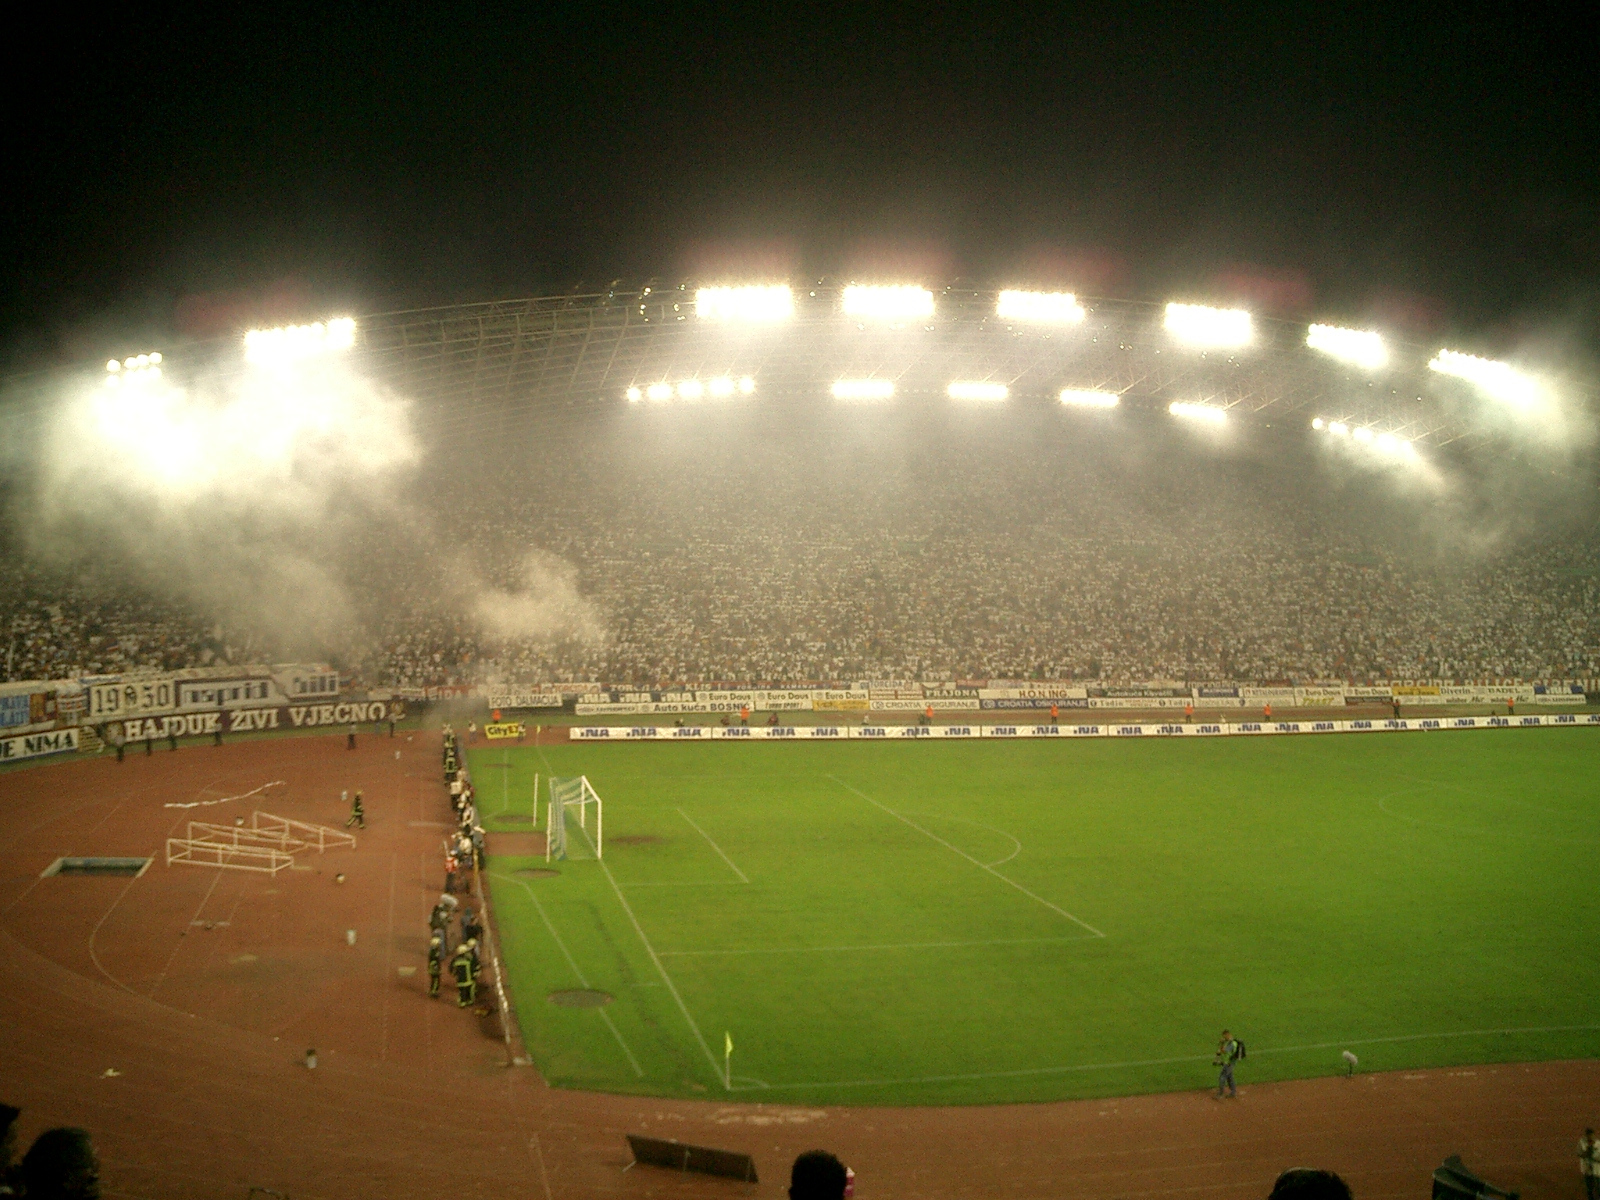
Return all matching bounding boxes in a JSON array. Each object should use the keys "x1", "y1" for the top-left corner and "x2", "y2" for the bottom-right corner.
[
  {"x1": 0, "y1": 728, "x2": 79, "y2": 762},
  {"x1": 979, "y1": 685, "x2": 1089, "y2": 701},
  {"x1": 85, "y1": 677, "x2": 177, "y2": 721},
  {"x1": 484, "y1": 722, "x2": 525, "y2": 739},
  {"x1": 486, "y1": 692, "x2": 563, "y2": 710},
  {"x1": 1087, "y1": 696, "x2": 1192, "y2": 709},
  {"x1": 177, "y1": 678, "x2": 277, "y2": 711},
  {"x1": 1087, "y1": 685, "x2": 1191, "y2": 699},
  {"x1": 117, "y1": 700, "x2": 394, "y2": 742}
]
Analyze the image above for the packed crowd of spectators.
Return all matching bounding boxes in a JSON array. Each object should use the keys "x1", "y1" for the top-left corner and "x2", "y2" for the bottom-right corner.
[{"x1": 4, "y1": 418, "x2": 1599, "y2": 689}]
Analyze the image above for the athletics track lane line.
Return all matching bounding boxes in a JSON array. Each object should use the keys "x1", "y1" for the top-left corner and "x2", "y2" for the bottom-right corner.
[
  {"x1": 827, "y1": 775, "x2": 1106, "y2": 938},
  {"x1": 489, "y1": 872, "x2": 644, "y2": 1077}
]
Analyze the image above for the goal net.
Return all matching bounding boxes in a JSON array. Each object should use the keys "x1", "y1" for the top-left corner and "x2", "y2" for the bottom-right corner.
[{"x1": 547, "y1": 776, "x2": 603, "y2": 861}]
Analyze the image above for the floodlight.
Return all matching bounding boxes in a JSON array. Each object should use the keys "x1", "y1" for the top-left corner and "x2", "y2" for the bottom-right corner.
[
  {"x1": 708, "y1": 377, "x2": 734, "y2": 397},
  {"x1": 678, "y1": 380, "x2": 705, "y2": 400},
  {"x1": 646, "y1": 383, "x2": 673, "y2": 401},
  {"x1": 737, "y1": 376, "x2": 755, "y2": 394},
  {"x1": 1164, "y1": 302, "x2": 1252, "y2": 348},
  {"x1": 1311, "y1": 417, "x2": 1325, "y2": 430},
  {"x1": 1059, "y1": 389, "x2": 1119, "y2": 409},
  {"x1": 1354, "y1": 426, "x2": 1373, "y2": 443},
  {"x1": 1168, "y1": 401, "x2": 1228, "y2": 424},
  {"x1": 947, "y1": 381, "x2": 1008, "y2": 401},
  {"x1": 244, "y1": 317, "x2": 357, "y2": 366},
  {"x1": 1306, "y1": 323, "x2": 1387, "y2": 370},
  {"x1": 996, "y1": 290, "x2": 1084, "y2": 324},
  {"x1": 1329, "y1": 421, "x2": 1349, "y2": 436},
  {"x1": 625, "y1": 386, "x2": 642, "y2": 402},
  {"x1": 106, "y1": 360, "x2": 120, "y2": 373},
  {"x1": 831, "y1": 379, "x2": 895, "y2": 401},
  {"x1": 149, "y1": 352, "x2": 161, "y2": 364},
  {"x1": 1428, "y1": 349, "x2": 1541, "y2": 409},
  {"x1": 841, "y1": 285, "x2": 934, "y2": 321},
  {"x1": 695, "y1": 285, "x2": 794, "y2": 323}
]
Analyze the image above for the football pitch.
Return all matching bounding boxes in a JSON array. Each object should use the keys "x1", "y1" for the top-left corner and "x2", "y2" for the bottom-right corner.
[{"x1": 471, "y1": 731, "x2": 1600, "y2": 1106}]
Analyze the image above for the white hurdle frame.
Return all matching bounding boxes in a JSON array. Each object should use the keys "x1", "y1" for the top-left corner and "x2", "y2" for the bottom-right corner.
[
  {"x1": 252, "y1": 811, "x2": 356, "y2": 852},
  {"x1": 166, "y1": 837, "x2": 293, "y2": 875}
]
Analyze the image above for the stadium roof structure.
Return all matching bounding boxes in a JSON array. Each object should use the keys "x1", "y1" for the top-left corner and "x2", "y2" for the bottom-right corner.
[{"x1": 4, "y1": 284, "x2": 1593, "y2": 458}]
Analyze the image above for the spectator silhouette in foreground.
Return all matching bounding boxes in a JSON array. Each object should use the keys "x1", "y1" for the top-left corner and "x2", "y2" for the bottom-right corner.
[
  {"x1": 1, "y1": 1101, "x2": 21, "y2": 1195},
  {"x1": 1268, "y1": 1168, "x2": 1353, "y2": 1200},
  {"x1": 20, "y1": 1126, "x2": 100, "y2": 1199},
  {"x1": 790, "y1": 1150, "x2": 848, "y2": 1200}
]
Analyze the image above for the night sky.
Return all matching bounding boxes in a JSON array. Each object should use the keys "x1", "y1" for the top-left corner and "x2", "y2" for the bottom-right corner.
[{"x1": 4, "y1": 3, "x2": 1595, "y2": 369}]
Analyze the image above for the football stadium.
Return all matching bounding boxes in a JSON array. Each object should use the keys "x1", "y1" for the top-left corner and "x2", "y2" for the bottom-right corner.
[{"x1": 2, "y1": 285, "x2": 1598, "y2": 1199}]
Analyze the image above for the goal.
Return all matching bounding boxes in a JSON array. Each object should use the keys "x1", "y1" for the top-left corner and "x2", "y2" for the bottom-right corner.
[{"x1": 547, "y1": 776, "x2": 603, "y2": 861}]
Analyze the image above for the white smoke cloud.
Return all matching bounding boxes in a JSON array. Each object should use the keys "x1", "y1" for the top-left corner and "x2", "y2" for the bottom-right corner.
[
  {"x1": 20, "y1": 352, "x2": 420, "y2": 657},
  {"x1": 470, "y1": 550, "x2": 604, "y2": 644}
]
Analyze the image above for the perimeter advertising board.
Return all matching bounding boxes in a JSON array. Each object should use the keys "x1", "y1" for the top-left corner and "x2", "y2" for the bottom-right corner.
[{"x1": 0, "y1": 728, "x2": 79, "y2": 762}]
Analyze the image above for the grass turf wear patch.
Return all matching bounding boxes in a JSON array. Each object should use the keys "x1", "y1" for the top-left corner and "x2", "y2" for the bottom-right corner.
[{"x1": 474, "y1": 733, "x2": 1600, "y2": 1105}]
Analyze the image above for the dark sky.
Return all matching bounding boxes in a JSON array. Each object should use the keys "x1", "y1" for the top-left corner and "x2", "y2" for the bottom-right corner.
[{"x1": 4, "y1": 2, "x2": 1596, "y2": 368}]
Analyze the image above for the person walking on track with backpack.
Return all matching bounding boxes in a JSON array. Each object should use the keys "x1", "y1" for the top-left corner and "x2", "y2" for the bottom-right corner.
[{"x1": 1215, "y1": 1030, "x2": 1244, "y2": 1098}]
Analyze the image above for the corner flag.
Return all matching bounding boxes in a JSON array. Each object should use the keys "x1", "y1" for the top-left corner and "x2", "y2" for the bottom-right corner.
[{"x1": 724, "y1": 1031, "x2": 733, "y2": 1088}]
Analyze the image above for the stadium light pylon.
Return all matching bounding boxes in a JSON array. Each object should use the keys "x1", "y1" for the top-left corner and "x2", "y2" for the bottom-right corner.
[
  {"x1": 1164, "y1": 303, "x2": 1252, "y2": 348},
  {"x1": 244, "y1": 318, "x2": 357, "y2": 366},
  {"x1": 841, "y1": 286, "x2": 934, "y2": 322},
  {"x1": 831, "y1": 379, "x2": 895, "y2": 401},
  {"x1": 1059, "y1": 388, "x2": 1119, "y2": 408},
  {"x1": 996, "y1": 290, "x2": 1084, "y2": 324},
  {"x1": 947, "y1": 381, "x2": 1008, "y2": 401},
  {"x1": 1428, "y1": 349, "x2": 1542, "y2": 410},
  {"x1": 1169, "y1": 400, "x2": 1228, "y2": 424},
  {"x1": 1307, "y1": 323, "x2": 1388, "y2": 370},
  {"x1": 695, "y1": 285, "x2": 794, "y2": 323}
]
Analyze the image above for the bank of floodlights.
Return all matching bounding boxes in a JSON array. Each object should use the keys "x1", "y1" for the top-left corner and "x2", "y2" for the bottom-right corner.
[
  {"x1": 243, "y1": 318, "x2": 357, "y2": 366},
  {"x1": 104, "y1": 352, "x2": 163, "y2": 388},
  {"x1": 1059, "y1": 388, "x2": 1119, "y2": 409},
  {"x1": 841, "y1": 285, "x2": 934, "y2": 322},
  {"x1": 1169, "y1": 401, "x2": 1228, "y2": 425},
  {"x1": 1164, "y1": 302, "x2": 1253, "y2": 348},
  {"x1": 947, "y1": 381, "x2": 1008, "y2": 401},
  {"x1": 1312, "y1": 416, "x2": 1418, "y2": 461},
  {"x1": 1428, "y1": 349, "x2": 1542, "y2": 411},
  {"x1": 996, "y1": 290, "x2": 1084, "y2": 324},
  {"x1": 626, "y1": 376, "x2": 756, "y2": 403},
  {"x1": 1306, "y1": 323, "x2": 1388, "y2": 370},
  {"x1": 694, "y1": 285, "x2": 794, "y2": 323},
  {"x1": 831, "y1": 379, "x2": 895, "y2": 401}
]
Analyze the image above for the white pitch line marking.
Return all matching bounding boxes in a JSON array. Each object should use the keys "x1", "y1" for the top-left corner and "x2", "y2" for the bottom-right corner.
[
  {"x1": 492, "y1": 872, "x2": 644, "y2": 1077},
  {"x1": 592, "y1": 852, "x2": 728, "y2": 1088},
  {"x1": 660, "y1": 935, "x2": 1094, "y2": 957},
  {"x1": 828, "y1": 776, "x2": 1105, "y2": 938},
  {"x1": 748, "y1": 1022, "x2": 1600, "y2": 1092},
  {"x1": 676, "y1": 808, "x2": 749, "y2": 883}
]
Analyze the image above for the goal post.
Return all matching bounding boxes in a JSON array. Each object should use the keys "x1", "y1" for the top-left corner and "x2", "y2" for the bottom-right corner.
[{"x1": 546, "y1": 776, "x2": 603, "y2": 861}]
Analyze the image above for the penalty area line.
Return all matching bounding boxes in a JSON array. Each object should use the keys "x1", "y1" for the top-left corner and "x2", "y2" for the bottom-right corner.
[
  {"x1": 676, "y1": 808, "x2": 749, "y2": 883},
  {"x1": 827, "y1": 776, "x2": 1105, "y2": 938},
  {"x1": 491, "y1": 872, "x2": 643, "y2": 1077}
]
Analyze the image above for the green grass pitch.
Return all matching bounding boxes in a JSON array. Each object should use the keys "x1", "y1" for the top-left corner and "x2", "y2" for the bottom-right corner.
[{"x1": 469, "y1": 731, "x2": 1600, "y2": 1106}]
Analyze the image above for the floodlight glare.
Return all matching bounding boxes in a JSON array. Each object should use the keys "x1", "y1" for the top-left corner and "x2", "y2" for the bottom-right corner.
[
  {"x1": 1164, "y1": 302, "x2": 1253, "y2": 348},
  {"x1": 625, "y1": 386, "x2": 642, "y2": 402},
  {"x1": 1311, "y1": 417, "x2": 1326, "y2": 430},
  {"x1": 106, "y1": 360, "x2": 120, "y2": 373},
  {"x1": 996, "y1": 290, "x2": 1084, "y2": 324},
  {"x1": 737, "y1": 376, "x2": 755, "y2": 395},
  {"x1": 1329, "y1": 421, "x2": 1349, "y2": 436},
  {"x1": 1428, "y1": 349, "x2": 1542, "y2": 410},
  {"x1": 244, "y1": 317, "x2": 357, "y2": 366},
  {"x1": 831, "y1": 379, "x2": 895, "y2": 401},
  {"x1": 841, "y1": 285, "x2": 934, "y2": 322},
  {"x1": 678, "y1": 380, "x2": 705, "y2": 400},
  {"x1": 1353, "y1": 426, "x2": 1374, "y2": 443},
  {"x1": 106, "y1": 350, "x2": 164, "y2": 387},
  {"x1": 708, "y1": 377, "x2": 734, "y2": 397},
  {"x1": 695, "y1": 285, "x2": 794, "y2": 323},
  {"x1": 1306, "y1": 323, "x2": 1388, "y2": 370},
  {"x1": 947, "y1": 381, "x2": 1008, "y2": 401},
  {"x1": 645, "y1": 383, "x2": 673, "y2": 401},
  {"x1": 1169, "y1": 401, "x2": 1228, "y2": 424},
  {"x1": 1059, "y1": 389, "x2": 1119, "y2": 409}
]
